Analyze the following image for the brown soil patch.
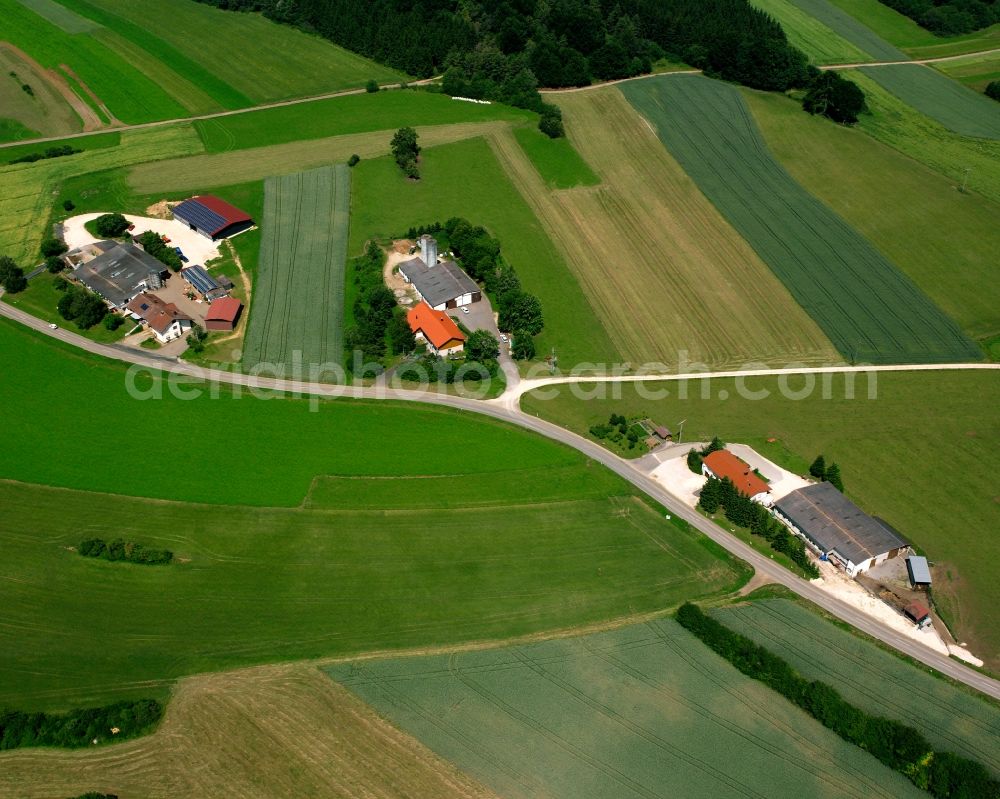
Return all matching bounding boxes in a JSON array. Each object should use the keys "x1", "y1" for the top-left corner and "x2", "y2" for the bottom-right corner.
[
  {"x1": 59, "y1": 63, "x2": 122, "y2": 126},
  {"x1": 0, "y1": 663, "x2": 502, "y2": 799},
  {"x1": 1, "y1": 43, "x2": 102, "y2": 131}
]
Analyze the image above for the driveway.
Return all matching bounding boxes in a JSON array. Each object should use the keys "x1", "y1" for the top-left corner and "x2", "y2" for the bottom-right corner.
[
  {"x1": 62, "y1": 213, "x2": 223, "y2": 266},
  {"x1": 446, "y1": 296, "x2": 518, "y2": 387}
]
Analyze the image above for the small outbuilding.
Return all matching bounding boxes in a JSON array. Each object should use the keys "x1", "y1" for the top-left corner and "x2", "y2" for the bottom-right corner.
[
  {"x1": 904, "y1": 601, "x2": 931, "y2": 625},
  {"x1": 180, "y1": 264, "x2": 223, "y2": 300},
  {"x1": 653, "y1": 426, "x2": 672, "y2": 441},
  {"x1": 172, "y1": 195, "x2": 253, "y2": 241},
  {"x1": 906, "y1": 556, "x2": 932, "y2": 588},
  {"x1": 205, "y1": 297, "x2": 243, "y2": 331}
]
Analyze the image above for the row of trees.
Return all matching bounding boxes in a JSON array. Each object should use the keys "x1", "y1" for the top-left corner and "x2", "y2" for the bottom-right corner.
[
  {"x1": 7, "y1": 143, "x2": 80, "y2": 165},
  {"x1": 676, "y1": 603, "x2": 1000, "y2": 798},
  {"x1": 698, "y1": 475, "x2": 820, "y2": 577},
  {"x1": 135, "y1": 231, "x2": 182, "y2": 271},
  {"x1": 809, "y1": 454, "x2": 844, "y2": 492},
  {"x1": 79, "y1": 538, "x2": 173, "y2": 565},
  {"x1": 346, "y1": 241, "x2": 416, "y2": 365},
  {"x1": 0, "y1": 699, "x2": 163, "y2": 750},
  {"x1": 876, "y1": 0, "x2": 999, "y2": 35}
]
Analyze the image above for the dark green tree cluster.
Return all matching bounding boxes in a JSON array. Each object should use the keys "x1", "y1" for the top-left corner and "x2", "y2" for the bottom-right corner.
[
  {"x1": 346, "y1": 242, "x2": 414, "y2": 364},
  {"x1": 390, "y1": 126, "x2": 420, "y2": 179},
  {"x1": 41, "y1": 237, "x2": 68, "y2": 258},
  {"x1": 676, "y1": 603, "x2": 1000, "y2": 799},
  {"x1": 986, "y1": 80, "x2": 1000, "y2": 101},
  {"x1": 0, "y1": 255, "x2": 27, "y2": 294},
  {"x1": 186, "y1": 323, "x2": 208, "y2": 354},
  {"x1": 874, "y1": 0, "x2": 999, "y2": 35},
  {"x1": 79, "y1": 537, "x2": 174, "y2": 565},
  {"x1": 809, "y1": 454, "x2": 844, "y2": 491},
  {"x1": 590, "y1": 413, "x2": 644, "y2": 449},
  {"x1": 0, "y1": 700, "x2": 163, "y2": 750},
  {"x1": 686, "y1": 436, "x2": 725, "y2": 474},
  {"x1": 135, "y1": 231, "x2": 181, "y2": 271},
  {"x1": 93, "y1": 213, "x2": 130, "y2": 239},
  {"x1": 699, "y1": 476, "x2": 819, "y2": 577},
  {"x1": 8, "y1": 143, "x2": 81, "y2": 165},
  {"x1": 56, "y1": 283, "x2": 107, "y2": 329},
  {"x1": 190, "y1": 0, "x2": 822, "y2": 100},
  {"x1": 802, "y1": 70, "x2": 867, "y2": 124},
  {"x1": 68, "y1": 793, "x2": 118, "y2": 799}
]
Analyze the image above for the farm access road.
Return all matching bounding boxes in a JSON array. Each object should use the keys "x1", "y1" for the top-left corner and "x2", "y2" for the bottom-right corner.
[{"x1": 3, "y1": 297, "x2": 1000, "y2": 700}]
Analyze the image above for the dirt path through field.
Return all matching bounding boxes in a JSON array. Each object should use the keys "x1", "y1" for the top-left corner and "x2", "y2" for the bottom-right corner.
[
  {"x1": 59, "y1": 63, "x2": 122, "y2": 125},
  {"x1": 0, "y1": 43, "x2": 102, "y2": 130}
]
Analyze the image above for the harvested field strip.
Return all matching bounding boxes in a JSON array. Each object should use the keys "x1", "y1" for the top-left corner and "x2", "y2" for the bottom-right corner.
[
  {"x1": 849, "y1": 70, "x2": 1000, "y2": 203},
  {"x1": 621, "y1": 75, "x2": 980, "y2": 365},
  {"x1": 0, "y1": 125, "x2": 201, "y2": 264},
  {"x1": 0, "y1": 477, "x2": 741, "y2": 707},
  {"x1": 490, "y1": 91, "x2": 837, "y2": 368},
  {"x1": 785, "y1": 0, "x2": 908, "y2": 59},
  {"x1": 714, "y1": 600, "x2": 1000, "y2": 772},
  {"x1": 243, "y1": 165, "x2": 350, "y2": 373},
  {"x1": 750, "y1": 0, "x2": 872, "y2": 63},
  {"x1": 328, "y1": 620, "x2": 924, "y2": 799},
  {"x1": 13, "y1": 0, "x2": 97, "y2": 32},
  {"x1": 0, "y1": 663, "x2": 503, "y2": 799},
  {"x1": 129, "y1": 121, "x2": 516, "y2": 194},
  {"x1": 861, "y1": 64, "x2": 1000, "y2": 139}
]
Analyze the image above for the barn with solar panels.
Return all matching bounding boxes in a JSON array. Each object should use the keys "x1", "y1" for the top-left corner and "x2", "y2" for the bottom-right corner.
[{"x1": 172, "y1": 195, "x2": 254, "y2": 241}]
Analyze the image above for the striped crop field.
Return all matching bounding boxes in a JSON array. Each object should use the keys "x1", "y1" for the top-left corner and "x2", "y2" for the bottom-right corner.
[
  {"x1": 713, "y1": 599, "x2": 1000, "y2": 773},
  {"x1": 750, "y1": 0, "x2": 872, "y2": 64},
  {"x1": 859, "y1": 64, "x2": 1000, "y2": 140},
  {"x1": 243, "y1": 165, "x2": 350, "y2": 375},
  {"x1": 620, "y1": 75, "x2": 980, "y2": 365},
  {"x1": 328, "y1": 620, "x2": 924, "y2": 799},
  {"x1": 784, "y1": 0, "x2": 908, "y2": 59}
]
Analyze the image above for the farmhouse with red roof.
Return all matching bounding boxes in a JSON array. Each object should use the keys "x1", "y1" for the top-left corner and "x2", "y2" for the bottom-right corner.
[
  {"x1": 701, "y1": 449, "x2": 772, "y2": 505},
  {"x1": 205, "y1": 297, "x2": 243, "y2": 332},
  {"x1": 407, "y1": 301, "x2": 466, "y2": 356},
  {"x1": 172, "y1": 195, "x2": 254, "y2": 241}
]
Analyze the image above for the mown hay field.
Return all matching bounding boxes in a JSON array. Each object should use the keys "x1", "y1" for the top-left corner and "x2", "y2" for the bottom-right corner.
[
  {"x1": 493, "y1": 89, "x2": 837, "y2": 368},
  {"x1": 0, "y1": 476, "x2": 744, "y2": 708},
  {"x1": 0, "y1": 663, "x2": 503, "y2": 799},
  {"x1": 521, "y1": 370, "x2": 1000, "y2": 672},
  {"x1": 329, "y1": 620, "x2": 924, "y2": 799},
  {"x1": 744, "y1": 89, "x2": 1000, "y2": 340},
  {"x1": 861, "y1": 64, "x2": 1000, "y2": 139},
  {"x1": 0, "y1": 125, "x2": 201, "y2": 264},
  {"x1": 0, "y1": 44, "x2": 82, "y2": 139},
  {"x1": 621, "y1": 75, "x2": 980, "y2": 365},
  {"x1": 784, "y1": 0, "x2": 908, "y2": 59},
  {"x1": 350, "y1": 136, "x2": 619, "y2": 365},
  {"x1": 243, "y1": 165, "x2": 350, "y2": 373},
  {"x1": 849, "y1": 70, "x2": 1000, "y2": 203},
  {"x1": 750, "y1": 0, "x2": 871, "y2": 63},
  {"x1": 714, "y1": 599, "x2": 1000, "y2": 771}
]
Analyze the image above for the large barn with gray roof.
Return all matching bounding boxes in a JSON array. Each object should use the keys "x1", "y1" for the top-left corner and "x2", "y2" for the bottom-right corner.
[
  {"x1": 398, "y1": 235, "x2": 481, "y2": 310},
  {"x1": 773, "y1": 482, "x2": 908, "y2": 577}
]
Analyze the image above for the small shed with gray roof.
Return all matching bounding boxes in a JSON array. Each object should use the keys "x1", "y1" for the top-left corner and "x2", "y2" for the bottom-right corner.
[
  {"x1": 906, "y1": 555, "x2": 932, "y2": 588},
  {"x1": 398, "y1": 256, "x2": 481, "y2": 310},
  {"x1": 773, "y1": 482, "x2": 908, "y2": 577}
]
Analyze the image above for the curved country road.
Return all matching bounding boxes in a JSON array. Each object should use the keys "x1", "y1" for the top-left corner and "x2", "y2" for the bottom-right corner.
[{"x1": 3, "y1": 299, "x2": 999, "y2": 700}]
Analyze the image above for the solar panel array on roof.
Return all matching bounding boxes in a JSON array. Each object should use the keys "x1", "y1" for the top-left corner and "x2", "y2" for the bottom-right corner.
[
  {"x1": 181, "y1": 265, "x2": 219, "y2": 295},
  {"x1": 173, "y1": 200, "x2": 229, "y2": 237}
]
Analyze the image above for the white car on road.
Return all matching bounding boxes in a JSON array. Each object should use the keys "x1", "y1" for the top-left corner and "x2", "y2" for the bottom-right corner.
[{"x1": 500, "y1": 334, "x2": 508, "y2": 343}]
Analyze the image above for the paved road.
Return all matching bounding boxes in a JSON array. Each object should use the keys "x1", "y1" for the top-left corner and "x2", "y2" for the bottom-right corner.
[{"x1": 3, "y1": 298, "x2": 998, "y2": 700}]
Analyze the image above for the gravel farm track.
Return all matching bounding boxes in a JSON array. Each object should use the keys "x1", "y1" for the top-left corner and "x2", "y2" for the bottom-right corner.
[{"x1": 2, "y1": 295, "x2": 998, "y2": 702}]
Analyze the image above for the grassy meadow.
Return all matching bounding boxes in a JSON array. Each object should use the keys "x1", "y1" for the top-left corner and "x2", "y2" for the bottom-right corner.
[
  {"x1": 751, "y1": 0, "x2": 872, "y2": 63},
  {"x1": 243, "y1": 165, "x2": 350, "y2": 373},
  {"x1": 784, "y1": 0, "x2": 908, "y2": 59},
  {"x1": 511, "y1": 126, "x2": 600, "y2": 188},
  {"x1": 936, "y1": 50, "x2": 1000, "y2": 91},
  {"x1": 0, "y1": 44, "x2": 81, "y2": 140},
  {"x1": 621, "y1": 75, "x2": 980, "y2": 365},
  {"x1": 714, "y1": 599, "x2": 1000, "y2": 771},
  {"x1": 350, "y1": 136, "x2": 618, "y2": 365},
  {"x1": 521, "y1": 370, "x2": 1000, "y2": 671},
  {"x1": 744, "y1": 89, "x2": 1000, "y2": 341},
  {"x1": 329, "y1": 620, "x2": 924, "y2": 799},
  {"x1": 497, "y1": 89, "x2": 837, "y2": 368}
]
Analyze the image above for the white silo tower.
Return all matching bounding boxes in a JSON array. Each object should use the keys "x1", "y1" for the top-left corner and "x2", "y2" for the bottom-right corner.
[{"x1": 419, "y1": 234, "x2": 438, "y2": 267}]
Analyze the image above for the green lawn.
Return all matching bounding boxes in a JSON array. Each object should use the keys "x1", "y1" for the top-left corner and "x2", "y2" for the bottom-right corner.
[
  {"x1": 194, "y1": 90, "x2": 535, "y2": 152},
  {"x1": 744, "y1": 89, "x2": 1000, "y2": 340},
  {"x1": 522, "y1": 370, "x2": 1000, "y2": 672},
  {"x1": 751, "y1": 0, "x2": 874, "y2": 63},
  {"x1": 0, "y1": 0, "x2": 187, "y2": 123},
  {"x1": 0, "y1": 118, "x2": 41, "y2": 144},
  {"x1": 511, "y1": 126, "x2": 600, "y2": 189},
  {"x1": 0, "y1": 131, "x2": 120, "y2": 164},
  {"x1": 350, "y1": 137, "x2": 619, "y2": 365},
  {"x1": 328, "y1": 619, "x2": 923, "y2": 799}
]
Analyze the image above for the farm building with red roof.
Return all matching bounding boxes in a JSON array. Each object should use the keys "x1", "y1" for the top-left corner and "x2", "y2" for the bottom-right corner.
[
  {"x1": 407, "y1": 301, "x2": 465, "y2": 355},
  {"x1": 205, "y1": 297, "x2": 243, "y2": 331},
  {"x1": 702, "y1": 449, "x2": 772, "y2": 505},
  {"x1": 172, "y1": 195, "x2": 253, "y2": 241}
]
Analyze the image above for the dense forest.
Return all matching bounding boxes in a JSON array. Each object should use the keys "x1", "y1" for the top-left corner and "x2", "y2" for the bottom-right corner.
[
  {"x1": 875, "y1": 0, "x2": 999, "y2": 35},
  {"x1": 194, "y1": 0, "x2": 815, "y2": 99}
]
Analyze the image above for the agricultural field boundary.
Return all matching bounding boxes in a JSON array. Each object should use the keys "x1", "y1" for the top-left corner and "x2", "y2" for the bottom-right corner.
[
  {"x1": 620, "y1": 74, "x2": 981, "y2": 365},
  {"x1": 243, "y1": 165, "x2": 350, "y2": 374},
  {"x1": 751, "y1": 0, "x2": 873, "y2": 64},
  {"x1": 785, "y1": 0, "x2": 909, "y2": 59}
]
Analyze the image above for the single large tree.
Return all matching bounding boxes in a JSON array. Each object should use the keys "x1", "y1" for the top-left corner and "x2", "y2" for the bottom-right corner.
[
  {"x1": 390, "y1": 127, "x2": 420, "y2": 177},
  {"x1": 809, "y1": 454, "x2": 827, "y2": 479},
  {"x1": 825, "y1": 462, "x2": 844, "y2": 492},
  {"x1": 465, "y1": 329, "x2": 500, "y2": 362},
  {"x1": 802, "y1": 72, "x2": 867, "y2": 124}
]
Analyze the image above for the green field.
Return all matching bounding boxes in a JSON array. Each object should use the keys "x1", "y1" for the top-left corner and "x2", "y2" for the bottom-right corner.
[
  {"x1": 350, "y1": 136, "x2": 618, "y2": 365},
  {"x1": 0, "y1": 131, "x2": 119, "y2": 164},
  {"x1": 243, "y1": 165, "x2": 350, "y2": 374},
  {"x1": 511, "y1": 126, "x2": 600, "y2": 188},
  {"x1": 0, "y1": 118, "x2": 38, "y2": 143},
  {"x1": 860, "y1": 64, "x2": 1000, "y2": 139},
  {"x1": 714, "y1": 599, "x2": 1000, "y2": 771},
  {"x1": 751, "y1": 0, "x2": 873, "y2": 63},
  {"x1": 328, "y1": 620, "x2": 923, "y2": 799},
  {"x1": 785, "y1": 0, "x2": 908, "y2": 59},
  {"x1": 744, "y1": 89, "x2": 1000, "y2": 340},
  {"x1": 620, "y1": 75, "x2": 979, "y2": 365},
  {"x1": 849, "y1": 70, "x2": 1000, "y2": 203},
  {"x1": 195, "y1": 90, "x2": 536, "y2": 152},
  {"x1": 14, "y1": 0, "x2": 96, "y2": 32},
  {"x1": 521, "y1": 370, "x2": 1000, "y2": 671},
  {"x1": 936, "y1": 50, "x2": 1000, "y2": 90}
]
